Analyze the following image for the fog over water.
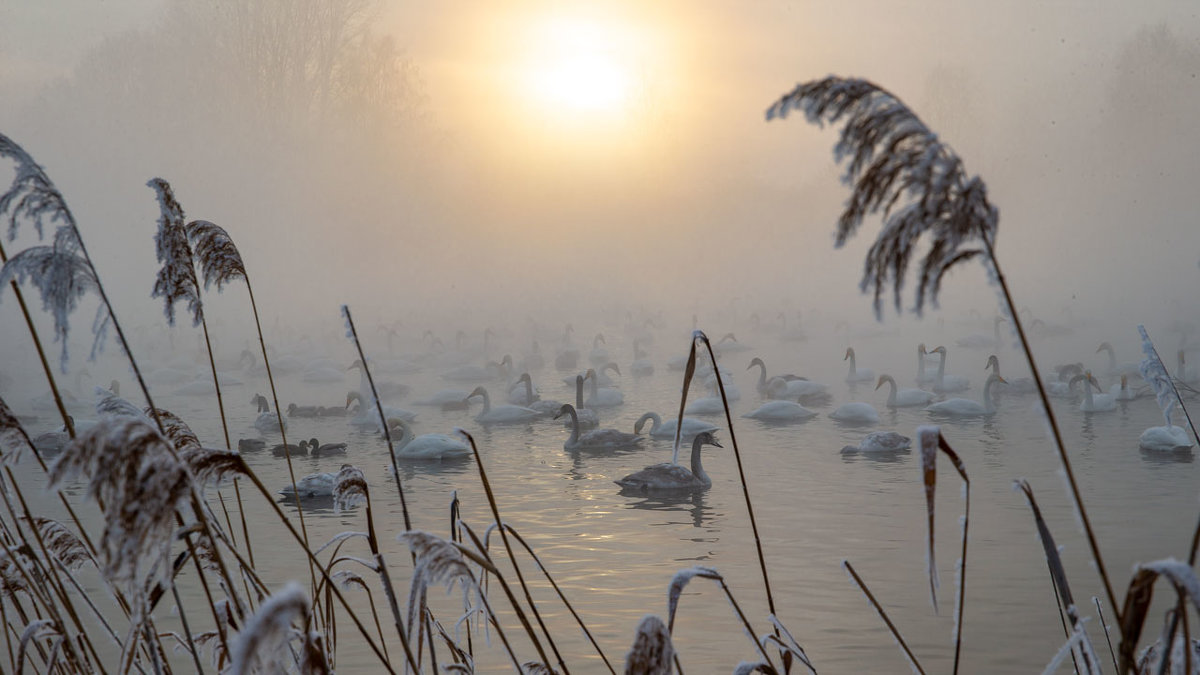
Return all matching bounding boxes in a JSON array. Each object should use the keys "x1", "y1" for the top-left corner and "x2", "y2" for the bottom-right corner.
[{"x1": 2, "y1": 1, "x2": 1200, "y2": 671}]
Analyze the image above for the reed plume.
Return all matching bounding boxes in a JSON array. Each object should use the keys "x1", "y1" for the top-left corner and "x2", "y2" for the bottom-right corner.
[
  {"x1": 623, "y1": 615, "x2": 673, "y2": 675},
  {"x1": 0, "y1": 394, "x2": 36, "y2": 463},
  {"x1": 149, "y1": 178, "x2": 203, "y2": 329},
  {"x1": 767, "y1": 74, "x2": 1120, "y2": 626},
  {"x1": 229, "y1": 582, "x2": 326, "y2": 675},
  {"x1": 332, "y1": 464, "x2": 369, "y2": 513},
  {"x1": 26, "y1": 518, "x2": 94, "y2": 572}
]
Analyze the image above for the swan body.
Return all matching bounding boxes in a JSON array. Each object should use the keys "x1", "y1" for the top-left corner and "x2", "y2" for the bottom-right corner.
[
  {"x1": 556, "y1": 404, "x2": 643, "y2": 450},
  {"x1": 829, "y1": 401, "x2": 880, "y2": 424},
  {"x1": 563, "y1": 362, "x2": 621, "y2": 387},
  {"x1": 1139, "y1": 425, "x2": 1193, "y2": 453},
  {"x1": 930, "y1": 346, "x2": 970, "y2": 393},
  {"x1": 251, "y1": 394, "x2": 286, "y2": 434},
  {"x1": 634, "y1": 412, "x2": 719, "y2": 440},
  {"x1": 387, "y1": 420, "x2": 471, "y2": 460},
  {"x1": 875, "y1": 375, "x2": 934, "y2": 408},
  {"x1": 743, "y1": 400, "x2": 817, "y2": 422},
  {"x1": 278, "y1": 471, "x2": 335, "y2": 499},
  {"x1": 346, "y1": 391, "x2": 417, "y2": 429},
  {"x1": 412, "y1": 389, "x2": 471, "y2": 407},
  {"x1": 925, "y1": 373, "x2": 1006, "y2": 417},
  {"x1": 615, "y1": 431, "x2": 723, "y2": 493},
  {"x1": 466, "y1": 386, "x2": 539, "y2": 424},
  {"x1": 1110, "y1": 375, "x2": 1139, "y2": 401},
  {"x1": 766, "y1": 377, "x2": 828, "y2": 400},
  {"x1": 685, "y1": 396, "x2": 726, "y2": 415},
  {"x1": 841, "y1": 431, "x2": 912, "y2": 454}
]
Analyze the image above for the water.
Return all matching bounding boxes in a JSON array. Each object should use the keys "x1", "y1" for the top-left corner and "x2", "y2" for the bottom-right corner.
[{"x1": 8, "y1": 320, "x2": 1197, "y2": 673}]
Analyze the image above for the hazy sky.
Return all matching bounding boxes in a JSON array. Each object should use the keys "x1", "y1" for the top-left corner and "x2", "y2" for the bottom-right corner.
[{"x1": 2, "y1": 1, "x2": 1198, "y2": 362}]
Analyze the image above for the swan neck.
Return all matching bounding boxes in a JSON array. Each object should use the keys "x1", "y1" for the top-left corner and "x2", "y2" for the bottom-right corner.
[
  {"x1": 885, "y1": 377, "x2": 897, "y2": 406},
  {"x1": 567, "y1": 407, "x2": 580, "y2": 444},
  {"x1": 984, "y1": 378, "x2": 997, "y2": 412},
  {"x1": 847, "y1": 352, "x2": 856, "y2": 376},
  {"x1": 575, "y1": 377, "x2": 584, "y2": 408},
  {"x1": 689, "y1": 437, "x2": 710, "y2": 486},
  {"x1": 524, "y1": 377, "x2": 534, "y2": 402},
  {"x1": 937, "y1": 352, "x2": 947, "y2": 380},
  {"x1": 478, "y1": 389, "x2": 490, "y2": 414}
]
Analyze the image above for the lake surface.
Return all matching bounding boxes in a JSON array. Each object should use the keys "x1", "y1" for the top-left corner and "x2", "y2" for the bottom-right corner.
[{"x1": 8, "y1": 317, "x2": 1196, "y2": 673}]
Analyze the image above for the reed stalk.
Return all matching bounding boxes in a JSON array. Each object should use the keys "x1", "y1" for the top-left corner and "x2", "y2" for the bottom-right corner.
[{"x1": 842, "y1": 560, "x2": 925, "y2": 675}]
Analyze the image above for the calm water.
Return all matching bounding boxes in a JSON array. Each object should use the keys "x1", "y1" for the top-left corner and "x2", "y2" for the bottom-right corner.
[{"x1": 9, "y1": 320, "x2": 1197, "y2": 673}]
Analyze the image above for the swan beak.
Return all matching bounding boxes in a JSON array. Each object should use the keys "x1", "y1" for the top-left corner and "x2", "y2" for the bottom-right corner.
[
  {"x1": 711, "y1": 438, "x2": 724, "y2": 448},
  {"x1": 874, "y1": 377, "x2": 885, "y2": 391},
  {"x1": 996, "y1": 375, "x2": 1008, "y2": 384}
]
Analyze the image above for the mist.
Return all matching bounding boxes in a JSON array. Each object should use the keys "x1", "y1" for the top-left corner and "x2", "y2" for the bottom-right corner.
[{"x1": 2, "y1": 0, "x2": 1198, "y2": 375}]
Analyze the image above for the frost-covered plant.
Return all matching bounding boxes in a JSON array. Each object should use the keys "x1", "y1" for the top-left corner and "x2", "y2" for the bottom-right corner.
[
  {"x1": 624, "y1": 614, "x2": 673, "y2": 675},
  {"x1": 1139, "y1": 324, "x2": 1198, "y2": 443},
  {"x1": 0, "y1": 133, "x2": 73, "y2": 240},
  {"x1": 332, "y1": 464, "x2": 369, "y2": 513},
  {"x1": 0, "y1": 226, "x2": 102, "y2": 372},
  {"x1": 148, "y1": 178, "x2": 203, "y2": 327},
  {"x1": 229, "y1": 582, "x2": 326, "y2": 675}
]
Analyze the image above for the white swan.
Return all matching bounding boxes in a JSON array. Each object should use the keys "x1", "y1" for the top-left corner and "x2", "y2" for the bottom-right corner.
[
  {"x1": 412, "y1": 389, "x2": 471, "y2": 408},
  {"x1": 506, "y1": 372, "x2": 561, "y2": 415},
  {"x1": 1071, "y1": 372, "x2": 1117, "y2": 413},
  {"x1": 278, "y1": 471, "x2": 336, "y2": 500},
  {"x1": 634, "y1": 412, "x2": 719, "y2": 440},
  {"x1": 743, "y1": 399, "x2": 817, "y2": 422},
  {"x1": 875, "y1": 374, "x2": 934, "y2": 408},
  {"x1": 925, "y1": 373, "x2": 1006, "y2": 417},
  {"x1": 615, "y1": 431, "x2": 723, "y2": 493},
  {"x1": 563, "y1": 362, "x2": 621, "y2": 387},
  {"x1": 713, "y1": 332, "x2": 752, "y2": 354},
  {"x1": 1109, "y1": 375, "x2": 1139, "y2": 401},
  {"x1": 631, "y1": 341, "x2": 654, "y2": 377},
  {"x1": 844, "y1": 347, "x2": 875, "y2": 383},
  {"x1": 251, "y1": 394, "x2": 286, "y2": 434},
  {"x1": 346, "y1": 391, "x2": 417, "y2": 429},
  {"x1": 556, "y1": 404, "x2": 643, "y2": 450},
  {"x1": 840, "y1": 431, "x2": 912, "y2": 455},
  {"x1": 929, "y1": 346, "x2": 970, "y2": 393},
  {"x1": 386, "y1": 419, "x2": 471, "y2": 460},
  {"x1": 915, "y1": 344, "x2": 939, "y2": 385},
  {"x1": 1096, "y1": 341, "x2": 1142, "y2": 378},
  {"x1": 1139, "y1": 424, "x2": 1193, "y2": 453},
  {"x1": 829, "y1": 401, "x2": 880, "y2": 424},
  {"x1": 984, "y1": 354, "x2": 1036, "y2": 394},
  {"x1": 583, "y1": 368, "x2": 624, "y2": 408},
  {"x1": 466, "y1": 386, "x2": 539, "y2": 424}
]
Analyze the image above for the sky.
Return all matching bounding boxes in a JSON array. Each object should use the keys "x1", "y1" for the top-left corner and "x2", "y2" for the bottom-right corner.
[{"x1": 1, "y1": 0, "x2": 1199, "y2": 367}]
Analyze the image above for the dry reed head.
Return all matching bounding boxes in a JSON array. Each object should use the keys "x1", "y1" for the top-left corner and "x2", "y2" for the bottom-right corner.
[
  {"x1": 332, "y1": 464, "x2": 368, "y2": 513},
  {"x1": 0, "y1": 393, "x2": 35, "y2": 463},
  {"x1": 148, "y1": 178, "x2": 203, "y2": 327},
  {"x1": 229, "y1": 581, "x2": 317, "y2": 675},
  {"x1": 185, "y1": 220, "x2": 247, "y2": 291},
  {"x1": 667, "y1": 565, "x2": 722, "y2": 632},
  {"x1": 16, "y1": 619, "x2": 63, "y2": 675},
  {"x1": 182, "y1": 446, "x2": 248, "y2": 491},
  {"x1": 49, "y1": 416, "x2": 189, "y2": 582},
  {"x1": 28, "y1": 517, "x2": 94, "y2": 571},
  {"x1": 0, "y1": 544, "x2": 42, "y2": 598},
  {"x1": 399, "y1": 530, "x2": 477, "y2": 639},
  {"x1": 766, "y1": 76, "x2": 998, "y2": 317},
  {"x1": 155, "y1": 408, "x2": 202, "y2": 451},
  {"x1": 520, "y1": 663, "x2": 556, "y2": 675},
  {"x1": 623, "y1": 614, "x2": 673, "y2": 675},
  {"x1": 0, "y1": 227, "x2": 101, "y2": 372}
]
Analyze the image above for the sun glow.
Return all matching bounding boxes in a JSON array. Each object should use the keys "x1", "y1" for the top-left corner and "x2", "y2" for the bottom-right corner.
[{"x1": 522, "y1": 16, "x2": 636, "y2": 115}]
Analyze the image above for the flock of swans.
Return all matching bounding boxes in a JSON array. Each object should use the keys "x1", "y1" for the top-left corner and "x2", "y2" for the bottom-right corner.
[{"x1": 13, "y1": 311, "x2": 1199, "y2": 503}]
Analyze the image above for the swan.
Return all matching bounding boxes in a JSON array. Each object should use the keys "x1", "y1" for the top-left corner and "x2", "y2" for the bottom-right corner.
[
  {"x1": 743, "y1": 400, "x2": 818, "y2": 422},
  {"x1": 1071, "y1": 372, "x2": 1117, "y2": 413},
  {"x1": 748, "y1": 357, "x2": 802, "y2": 396},
  {"x1": 278, "y1": 471, "x2": 336, "y2": 500},
  {"x1": 614, "y1": 431, "x2": 723, "y2": 493},
  {"x1": 583, "y1": 368, "x2": 624, "y2": 408},
  {"x1": 956, "y1": 315, "x2": 1005, "y2": 350},
  {"x1": 844, "y1": 348, "x2": 875, "y2": 383},
  {"x1": 555, "y1": 324, "x2": 580, "y2": 371},
  {"x1": 764, "y1": 375, "x2": 828, "y2": 401},
  {"x1": 251, "y1": 394, "x2": 286, "y2": 434},
  {"x1": 984, "y1": 354, "x2": 1036, "y2": 394},
  {"x1": 563, "y1": 362, "x2": 621, "y2": 387},
  {"x1": 1139, "y1": 413, "x2": 1194, "y2": 452},
  {"x1": 465, "y1": 386, "x2": 539, "y2": 424},
  {"x1": 829, "y1": 401, "x2": 880, "y2": 424},
  {"x1": 347, "y1": 360, "x2": 410, "y2": 399},
  {"x1": 307, "y1": 437, "x2": 348, "y2": 457},
  {"x1": 386, "y1": 419, "x2": 471, "y2": 460},
  {"x1": 556, "y1": 404, "x2": 643, "y2": 450},
  {"x1": 506, "y1": 373, "x2": 561, "y2": 415},
  {"x1": 925, "y1": 373, "x2": 1006, "y2": 417},
  {"x1": 841, "y1": 431, "x2": 912, "y2": 455},
  {"x1": 1045, "y1": 363, "x2": 1085, "y2": 398},
  {"x1": 713, "y1": 333, "x2": 751, "y2": 355},
  {"x1": 875, "y1": 375, "x2": 934, "y2": 408},
  {"x1": 915, "y1": 344, "x2": 939, "y2": 385},
  {"x1": 412, "y1": 388, "x2": 471, "y2": 408},
  {"x1": 441, "y1": 355, "x2": 509, "y2": 383},
  {"x1": 634, "y1": 412, "x2": 719, "y2": 440},
  {"x1": 589, "y1": 333, "x2": 610, "y2": 366},
  {"x1": 1096, "y1": 342, "x2": 1142, "y2": 378},
  {"x1": 565, "y1": 375, "x2": 600, "y2": 429},
  {"x1": 929, "y1": 346, "x2": 970, "y2": 393},
  {"x1": 1109, "y1": 375, "x2": 1139, "y2": 401},
  {"x1": 345, "y1": 391, "x2": 417, "y2": 429},
  {"x1": 631, "y1": 341, "x2": 654, "y2": 377}
]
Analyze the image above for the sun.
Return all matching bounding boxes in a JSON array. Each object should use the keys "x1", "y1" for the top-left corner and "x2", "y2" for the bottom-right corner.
[{"x1": 522, "y1": 16, "x2": 636, "y2": 115}]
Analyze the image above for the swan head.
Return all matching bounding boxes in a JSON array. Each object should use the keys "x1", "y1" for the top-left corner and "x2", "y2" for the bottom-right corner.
[
  {"x1": 518, "y1": 372, "x2": 531, "y2": 384},
  {"x1": 874, "y1": 375, "x2": 893, "y2": 390},
  {"x1": 386, "y1": 417, "x2": 409, "y2": 432},
  {"x1": 844, "y1": 347, "x2": 855, "y2": 360},
  {"x1": 553, "y1": 403, "x2": 575, "y2": 420},
  {"x1": 985, "y1": 354, "x2": 999, "y2": 370},
  {"x1": 1096, "y1": 342, "x2": 1113, "y2": 354},
  {"x1": 747, "y1": 357, "x2": 764, "y2": 371},
  {"x1": 345, "y1": 391, "x2": 361, "y2": 408},
  {"x1": 693, "y1": 431, "x2": 723, "y2": 449},
  {"x1": 918, "y1": 343, "x2": 927, "y2": 355},
  {"x1": 718, "y1": 332, "x2": 737, "y2": 344},
  {"x1": 466, "y1": 386, "x2": 487, "y2": 401},
  {"x1": 583, "y1": 368, "x2": 597, "y2": 381},
  {"x1": 594, "y1": 333, "x2": 606, "y2": 348},
  {"x1": 930, "y1": 345, "x2": 947, "y2": 355}
]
